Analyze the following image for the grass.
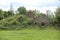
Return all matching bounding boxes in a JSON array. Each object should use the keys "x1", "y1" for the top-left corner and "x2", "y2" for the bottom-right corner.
[{"x1": 0, "y1": 27, "x2": 60, "y2": 40}]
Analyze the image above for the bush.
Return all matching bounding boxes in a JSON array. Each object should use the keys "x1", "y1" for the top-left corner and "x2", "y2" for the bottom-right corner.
[{"x1": 0, "y1": 14, "x2": 34, "y2": 30}]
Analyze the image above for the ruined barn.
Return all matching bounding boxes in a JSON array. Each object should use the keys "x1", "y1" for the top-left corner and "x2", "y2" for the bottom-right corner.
[
  {"x1": 33, "y1": 14, "x2": 52, "y2": 26},
  {"x1": 26, "y1": 11, "x2": 35, "y2": 18}
]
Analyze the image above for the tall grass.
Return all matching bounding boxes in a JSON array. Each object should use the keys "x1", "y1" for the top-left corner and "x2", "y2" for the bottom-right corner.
[{"x1": 0, "y1": 27, "x2": 60, "y2": 40}]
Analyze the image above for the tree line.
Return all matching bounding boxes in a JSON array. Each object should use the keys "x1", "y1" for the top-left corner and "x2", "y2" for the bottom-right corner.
[{"x1": 0, "y1": 6, "x2": 60, "y2": 30}]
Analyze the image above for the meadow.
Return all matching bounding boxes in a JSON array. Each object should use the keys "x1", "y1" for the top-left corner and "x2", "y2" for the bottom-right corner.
[
  {"x1": 0, "y1": 1, "x2": 60, "y2": 40},
  {"x1": 0, "y1": 27, "x2": 60, "y2": 40}
]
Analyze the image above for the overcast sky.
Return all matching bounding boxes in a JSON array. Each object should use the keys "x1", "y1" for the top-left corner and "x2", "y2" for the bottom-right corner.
[{"x1": 0, "y1": 0, "x2": 60, "y2": 13}]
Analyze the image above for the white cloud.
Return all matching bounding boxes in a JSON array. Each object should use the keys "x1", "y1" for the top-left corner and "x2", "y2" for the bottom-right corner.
[
  {"x1": 26, "y1": 6, "x2": 57, "y2": 13},
  {"x1": 38, "y1": 6, "x2": 57, "y2": 13},
  {"x1": 0, "y1": 0, "x2": 59, "y2": 6},
  {"x1": 0, "y1": 0, "x2": 59, "y2": 13}
]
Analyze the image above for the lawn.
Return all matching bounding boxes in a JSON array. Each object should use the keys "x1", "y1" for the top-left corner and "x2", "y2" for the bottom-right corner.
[{"x1": 0, "y1": 28, "x2": 60, "y2": 40}]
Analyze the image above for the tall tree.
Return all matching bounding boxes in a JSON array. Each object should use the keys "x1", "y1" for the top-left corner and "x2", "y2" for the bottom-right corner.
[
  {"x1": 0, "y1": 9, "x2": 4, "y2": 20},
  {"x1": 3, "y1": 11, "x2": 9, "y2": 18},
  {"x1": 7, "y1": 10, "x2": 14, "y2": 17},
  {"x1": 17, "y1": 7, "x2": 27, "y2": 15},
  {"x1": 55, "y1": 7, "x2": 60, "y2": 26},
  {"x1": 46, "y1": 10, "x2": 54, "y2": 21},
  {"x1": 33, "y1": 10, "x2": 40, "y2": 14}
]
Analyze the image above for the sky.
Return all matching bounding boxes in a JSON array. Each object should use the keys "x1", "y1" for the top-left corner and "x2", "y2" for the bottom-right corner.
[{"x1": 0, "y1": 0, "x2": 60, "y2": 13}]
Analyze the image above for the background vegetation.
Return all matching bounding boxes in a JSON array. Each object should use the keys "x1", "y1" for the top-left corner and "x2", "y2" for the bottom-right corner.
[
  {"x1": 0, "y1": 5, "x2": 60, "y2": 40},
  {"x1": 0, "y1": 6, "x2": 60, "y2": 30}
]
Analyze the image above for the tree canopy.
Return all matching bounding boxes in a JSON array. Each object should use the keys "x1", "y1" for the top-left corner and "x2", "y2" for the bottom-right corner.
[
  {"x1": 55, "y1": 7, "x2": 60, "y2": 26},
  {"x1": 17, "y1": 7, "x2": 27, "y2": 15}
]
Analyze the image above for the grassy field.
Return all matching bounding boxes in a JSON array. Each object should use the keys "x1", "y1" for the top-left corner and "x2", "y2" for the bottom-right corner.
[{"x1": 0, "y1": 28, "x2": 60, "y2": 40}]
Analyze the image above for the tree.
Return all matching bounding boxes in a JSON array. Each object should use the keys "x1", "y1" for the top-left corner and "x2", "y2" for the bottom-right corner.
[
  {"x1": 55, "y1": 7, "x2": 60, "y2": 26},
  {"x1": 17, "y1": 7, "x2": 27, "y2": 15},
  {"x1": 0, "y1": 9, "x2": 4, "y2": 20},
  {"x1": 27, "y1": 10, "x2": 40, "y2": 17},
  {"x1": 7, "y1": 10, "x2": 14, "y2": 17},
  {"x1": 33, "y1": 9, "x2": 40, "y2": 14},
  {"x1": 3, "y1": 11, "x2": 9, "y2": 18},
  {"x1": 46, "y1": 10, "x2": 55, "y2": 21}
]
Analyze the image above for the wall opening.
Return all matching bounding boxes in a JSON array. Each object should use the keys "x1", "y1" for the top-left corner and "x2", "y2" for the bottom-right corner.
[{"x1": 41, "y1": 22, "x2": 45, "y2": 26}]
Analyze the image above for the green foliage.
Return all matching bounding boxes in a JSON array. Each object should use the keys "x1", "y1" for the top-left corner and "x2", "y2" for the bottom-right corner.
[
  {"x1": 0, "y1": 14, "x2": 34, "y2": 30},
  {"x1": 0, "y1": 9, "x2": 4, "y2": 20},
  {"x1": 0, "y1": 28, "x2": 60, "y2": 40},
  {"x1": 0, "y1": 9, "x2": 14, "y2": 20},
  {"x1": 27, "y1": 10, "x2": 40, "y2": 17},
  {"x1": 17, "y1": 7, "x2": 27, "y2": 15},
  {"x1": 55, "y1": 7, "x2": 60, "y2": 17},
  {"x1": 7, "y1": 11, "x2": 14, "y2": 17},
  {"x1": 0, "y1": 6, "x2": 57, "y2": 30},
  {"x1": 3, "y1": 11, "x2": 14, "y2": 18},
  {"x1": 46, "y1": 10, "x2": 55, "y2": 21},
  {"x1": 55, "y1": 7, "x2": 60, "y2": 26},
  {"x1": 3, "y1": 11, "x2": 8, "y2": 18}
]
